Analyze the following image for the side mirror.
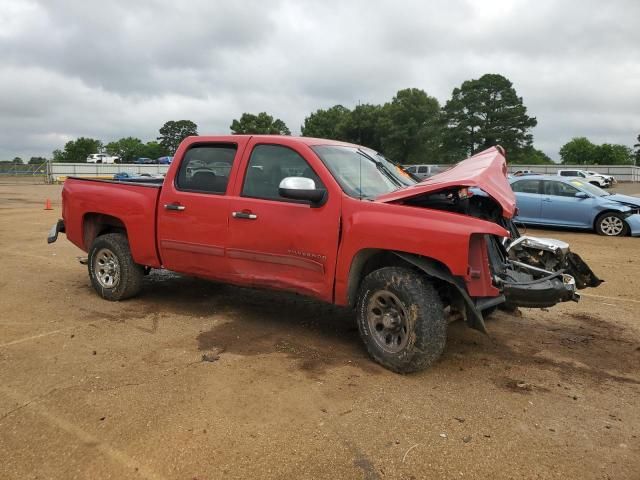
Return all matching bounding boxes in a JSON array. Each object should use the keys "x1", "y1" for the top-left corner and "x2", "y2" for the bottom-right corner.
[
  {"x1": 278, "y1": 177, "x2": 327, "y2": 206},
  {"x1": 575, "y1": 191, "x2": 590, "y2": 199}
]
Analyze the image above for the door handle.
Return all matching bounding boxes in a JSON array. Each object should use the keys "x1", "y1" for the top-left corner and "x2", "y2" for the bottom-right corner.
[
  {"x1": 164, "y1": 203, "x2": 186, "y2": 211},
  {"x1": 542, "y1": 198, "x2": 552, "y2": 202},
  {"x1": 232, "y1": 211, "x2": 257, "y2": 220}
]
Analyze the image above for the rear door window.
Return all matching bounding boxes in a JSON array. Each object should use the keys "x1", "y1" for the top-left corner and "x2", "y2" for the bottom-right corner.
[
  {"x1": 511, "y1": 179, "x2": 540, "y2": 194},
  {"x1": 176, "y1": 144, "x2": 237, "y2": 194}
]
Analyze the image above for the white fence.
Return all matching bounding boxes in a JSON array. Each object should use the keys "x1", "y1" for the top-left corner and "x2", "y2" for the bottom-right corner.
[
  {"x1": 48, "y1": 162, "x2": 640, "y2": 183},
  {"x1": 48, "y1": 163, "x2": 170, "y2": 182},
  {"x1": 506, "y1": 164, "x2": 640, "y2": 182}
]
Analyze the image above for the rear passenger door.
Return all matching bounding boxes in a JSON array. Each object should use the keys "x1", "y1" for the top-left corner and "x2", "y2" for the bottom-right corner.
[
  {"x1": 157, "y1": 141, "x2": 245, "y2": 279},
  {"x1": 510, "y1": 179, "x2": 542, "y2": 223}
]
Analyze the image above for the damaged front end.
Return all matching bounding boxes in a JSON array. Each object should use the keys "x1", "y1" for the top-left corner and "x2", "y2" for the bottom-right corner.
[
  {"x1": 487, "y1": 229, "x2": 602, "y2": 309},
  {"x1": 378, "y1": 146, "x2": 603, "y2": 330},
  {"x1": 504, "y1": 233, "x2": 603, "y2": 290}
]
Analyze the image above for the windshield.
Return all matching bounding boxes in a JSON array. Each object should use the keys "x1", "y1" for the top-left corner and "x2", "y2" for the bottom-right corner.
[
  {"x1": 567, "y1": 178, "x2": 609, "y2": 197},
  {"x1": 311, "y1": 145, "x2": 416, "y2": 199}
]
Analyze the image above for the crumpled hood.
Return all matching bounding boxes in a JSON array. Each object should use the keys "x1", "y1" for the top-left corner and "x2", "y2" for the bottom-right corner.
[
  {"x1": 603, "y1": 194, "x2": 640, "y2": 209},
  {"x1": 376, "y1": 147, "x2": 517, "y2": 218}
]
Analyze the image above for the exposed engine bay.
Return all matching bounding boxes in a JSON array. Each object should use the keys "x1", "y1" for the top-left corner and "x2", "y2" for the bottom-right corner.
[{"x1": 403, "y1": 186, "x2": 603, "y2": 313}]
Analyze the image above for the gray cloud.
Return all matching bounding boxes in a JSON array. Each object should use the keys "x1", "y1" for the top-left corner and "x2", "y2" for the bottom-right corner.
[{"x1": 1, "y1": 0, "x2": 638, "y2": 160}]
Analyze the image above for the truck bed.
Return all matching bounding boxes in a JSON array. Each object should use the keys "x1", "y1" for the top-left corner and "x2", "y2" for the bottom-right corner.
[{"x1": 62, "y1": 177, "x2": 163, "y2": 267}]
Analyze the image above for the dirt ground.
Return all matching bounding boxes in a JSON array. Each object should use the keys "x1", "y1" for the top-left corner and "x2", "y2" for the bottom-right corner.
[{"x1": 1, "y1": 181, "x2": 639, "y2": 480}]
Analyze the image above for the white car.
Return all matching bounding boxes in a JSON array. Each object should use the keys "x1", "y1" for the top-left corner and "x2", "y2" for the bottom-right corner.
[
  {"x1": 584, "y1": 170, "x2": 616, "y2": 185},
  {"x1": 557, "y1": 169, "x2": 610, "y2": 188},
  {"x1": 87, "y1": 153, "x2": 119, "y2": 164}
]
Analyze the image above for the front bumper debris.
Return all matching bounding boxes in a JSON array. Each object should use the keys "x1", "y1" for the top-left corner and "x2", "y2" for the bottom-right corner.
[
  {"x1": 487, "y1": 233, "x2": 601, "y2": 311},
  {"x1": 505, "y1": 235, "x2": 603, "y2": 289},
  {"x1": 502, "y1": 268, "x2": 579, "y2": 308},
  {"x1": 47, "y1": 219, "x2": 65, "y2": 244}
]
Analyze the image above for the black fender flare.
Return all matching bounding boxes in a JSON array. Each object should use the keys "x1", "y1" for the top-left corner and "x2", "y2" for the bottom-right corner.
[{"x1": 392, "y1": 252, "x2": 498, "y2": 334}]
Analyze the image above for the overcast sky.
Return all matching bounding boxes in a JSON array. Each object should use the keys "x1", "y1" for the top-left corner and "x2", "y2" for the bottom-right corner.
[{"x1": 1, "y1": 0, "x2": 639, "y2": 161}]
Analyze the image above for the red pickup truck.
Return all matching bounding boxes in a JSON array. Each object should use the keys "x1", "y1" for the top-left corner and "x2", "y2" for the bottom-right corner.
[{"x1": 48, "y1": 136, "x2": 600, "y2": 372}]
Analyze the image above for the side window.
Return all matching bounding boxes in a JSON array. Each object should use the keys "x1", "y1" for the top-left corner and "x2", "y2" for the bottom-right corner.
[
  {"x1": 405, "y1": 166, "x2": 416, "y2": 173},
  {"x1": 511, "y1": 179, "x2": 540, "y2": 194},
  {"x1": 242, "y1": 144, "x2": 325, "y2": 201},
  {"x1": 418, "y1": 166, "x2": 429, "y2": 174},
  {"x1": 547, "y1": 181, "x2": 579, "y2": 197},
  {"x1": 176, "y1": 144, "x2": 237, "y2": 194}
]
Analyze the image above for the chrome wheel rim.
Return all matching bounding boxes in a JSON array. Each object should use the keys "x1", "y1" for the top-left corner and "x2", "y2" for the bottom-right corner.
[
  {"x1": 94, "y1": 248, "x2": 120, "y2": 288},
  {"x1": 367, "y1": 290, "x2": 409, "y2": 353},
  {"x1": 600, "y1": 216, "x2": 624, "y2": 236}
]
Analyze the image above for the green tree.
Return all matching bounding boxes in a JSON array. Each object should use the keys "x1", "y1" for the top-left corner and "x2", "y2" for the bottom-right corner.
[
  {"x1": 105, "y1": 137, "x2": 146, "y2": 163},
  {"x1": 28, "y1": 156, "x2": 47, "y2": 165},
  {"x1": 230, "y1": 112, "x2": 291, "y2": 135},
  {"x1": 595, "y1": 143, "x2": 633, "y2": 165},
  {"x1": 378, "y1": 88, "x2": 442, "y2": 164},
  {"x1": 158, "y1": 120, "x2": 198, "y2": 154},
  {"x1": 301, "y1": 105, "x2": 350, "y2": 139},
  {"x1": 52, "y1": 137, "x2": 103, "y2": 163},
  {"x1": 12, "y1": 157, "x2": 24, "y2": 164},
  {"x1": 510, "y1": 147, "x2": 554, "y2": 165},
  {"x1": 559, "y1": 137, "x2": 598, "y2": 164},
  {"x1": 443, "y1": 73, "x2": 537, "y2": 160},
  {"x1": 140, "y1": 141, "x2": 167, "y2": 160},
  {"x1": 335, "y1": 103, "x2": 384, "y2": 151},
  {"x1": 633, "y1": 134, "x2": 640, "y2": 165}
]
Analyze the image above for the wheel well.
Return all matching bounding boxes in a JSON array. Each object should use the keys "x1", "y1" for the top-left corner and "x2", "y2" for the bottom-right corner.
[
  {"x1": 83, "y1": 213, "x2": 127, "y2": 249},
  {"x1": 593, "y1": 210, "x2": 624, "y2": 230},
  {"x1": 346, "y1": 249, "x2": 451, "y2": 307}
]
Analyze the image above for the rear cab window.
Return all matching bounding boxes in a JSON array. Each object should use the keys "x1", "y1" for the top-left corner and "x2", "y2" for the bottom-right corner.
[{"x1": 176, "y1": 144, "x2": 237, "y2": 194}]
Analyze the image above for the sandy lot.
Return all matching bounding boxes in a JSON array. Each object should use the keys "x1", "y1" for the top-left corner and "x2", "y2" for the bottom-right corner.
[{"x1": 1, "y1": 182, "x2": 639, "y2": 480}]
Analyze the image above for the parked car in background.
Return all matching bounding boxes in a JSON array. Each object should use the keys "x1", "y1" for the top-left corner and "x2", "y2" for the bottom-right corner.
[
  {"x1": 157, "y1": 156, "x2": 173, "y2": 164},
  {"x1": 510, "y1": 175, "x2": 640, "y2": 236},
  {"x1": 403, "y1": 164, "x2": 447, "y2": 180},
  {"x1": 134, "y1": 157, "x2": 155, "y2": 164},
  {"x1": 557, "y1": 169, "x2": 610, "y2": 188},
  {"x1": 584, "y1": 170, "x2": 616, "y2": 185},
  {"x1": 113, "y1": 172, "x2": 164, "y2": 181},
  {"x1": 87, "y1": 153, "x2": 119, "y2": 164},
  {"x1": 513, "y1": 169, "x2": 539, "y2": 176}
]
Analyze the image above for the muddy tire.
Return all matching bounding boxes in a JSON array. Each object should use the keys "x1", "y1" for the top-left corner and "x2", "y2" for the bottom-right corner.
[
  {"x1": 356, "y1": 267, "x2": 446, "y2": 373},
  {"x1": 88, "y1": 233, "x2": 144, "y2": 301},
  {"x1": 595, "y1": 212, "x2": 628, "y2": 236}
]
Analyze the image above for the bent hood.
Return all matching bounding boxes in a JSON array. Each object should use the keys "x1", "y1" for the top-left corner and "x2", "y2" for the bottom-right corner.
[
  {"x1": 603, "y1": 194, "x2": 640, "y2": 209},
  {"x1": 376, "y1": 147, "x2": 517, "y2": 218}
]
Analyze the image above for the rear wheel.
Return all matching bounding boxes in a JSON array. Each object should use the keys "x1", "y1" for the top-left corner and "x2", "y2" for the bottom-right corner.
[
  {"x1": 595, "y1": 212, "x2": 628, "y2": 236},
  {"x1": 88, "y1": 233, "x2": 144, "y2": 300},
  {"x1": 356, "y1": 267, "x2": 446, "y2": 373}
]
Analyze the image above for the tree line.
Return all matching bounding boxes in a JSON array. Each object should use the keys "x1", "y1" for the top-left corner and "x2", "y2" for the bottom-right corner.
[{"x1": 8, "y1": 73, "x2": 638, "y2": 166}]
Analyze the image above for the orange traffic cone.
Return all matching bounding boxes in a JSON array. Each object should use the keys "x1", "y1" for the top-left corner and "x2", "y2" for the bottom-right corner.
[{"x1": 44, "y1": 198, "x2": 53, "y2": 210}]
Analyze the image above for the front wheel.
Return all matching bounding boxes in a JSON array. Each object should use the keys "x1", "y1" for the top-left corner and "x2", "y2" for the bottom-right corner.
[
  {"x1": 356, "y1": 267, "x2": 446, "y2": 373},
  {"x1": 595, "y1": 212, "x2": 628, "y2": 236},
  {"x1": 88, "y1": 233, "x2": 144, "y2": 300}
]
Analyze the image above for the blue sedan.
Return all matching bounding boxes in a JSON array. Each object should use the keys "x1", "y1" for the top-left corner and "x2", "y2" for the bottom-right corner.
[{"x1": 509, "y1": 175, "x2": 640, "y2": 236}]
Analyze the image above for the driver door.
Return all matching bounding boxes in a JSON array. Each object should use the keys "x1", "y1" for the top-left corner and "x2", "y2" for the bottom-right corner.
[{"x1": 225, "y1": 140, "x2": 341, "y2": 302}]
